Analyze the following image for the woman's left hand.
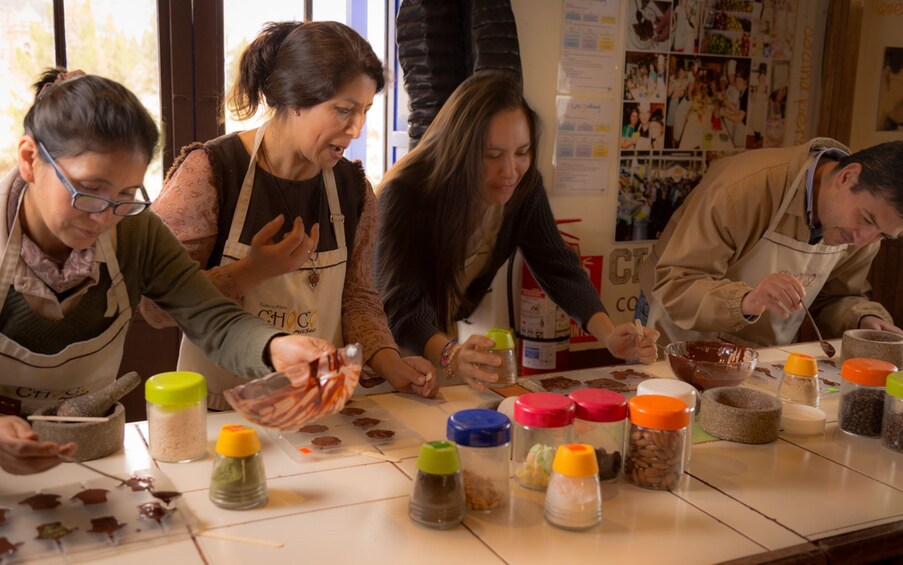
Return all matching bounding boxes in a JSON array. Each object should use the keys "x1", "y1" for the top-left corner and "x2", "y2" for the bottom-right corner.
[{"x1": 607, "y1": 322, "x2": 660, "y2": 364}]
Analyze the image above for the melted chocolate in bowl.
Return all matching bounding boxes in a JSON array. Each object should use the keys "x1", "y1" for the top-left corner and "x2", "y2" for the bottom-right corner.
[{"x1": 666, "y1": 341, "x2": 759, "y2": 390}]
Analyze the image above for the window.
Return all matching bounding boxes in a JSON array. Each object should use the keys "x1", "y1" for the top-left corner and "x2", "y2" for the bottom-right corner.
[{"x1": 0, "y1": 1, "x2": 406, "y2": 198}]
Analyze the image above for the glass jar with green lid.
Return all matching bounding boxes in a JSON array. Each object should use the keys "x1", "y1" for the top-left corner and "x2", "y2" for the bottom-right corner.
[
  {"x1": 483, "y1": 327, "x2": 517, "y2": 387},
  {"x1": 146, "y1": 371, "x2": 207, "y2": 462},
  {"x1": 882, "y1": 371, "x2": 903, "y2": 452}
]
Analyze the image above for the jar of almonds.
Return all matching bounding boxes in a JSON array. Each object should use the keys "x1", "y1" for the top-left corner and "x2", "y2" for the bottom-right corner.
[{"x1": 624, "y1": 395, "x2": 690, "y2": 491}]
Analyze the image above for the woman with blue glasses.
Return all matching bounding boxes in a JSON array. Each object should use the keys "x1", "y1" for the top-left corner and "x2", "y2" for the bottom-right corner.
[{"x1": 0, "y1": 68, "x2": 345, "y2": 475}]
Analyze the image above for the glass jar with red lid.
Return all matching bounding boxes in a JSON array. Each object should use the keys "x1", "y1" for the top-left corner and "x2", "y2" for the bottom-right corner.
[{"x1": 513, "y1": 392, "x2": 575, "y2": 490}]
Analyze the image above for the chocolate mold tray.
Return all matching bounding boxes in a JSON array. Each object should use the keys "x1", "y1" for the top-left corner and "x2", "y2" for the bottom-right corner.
[
  {"x1": 270, "y1": 396, "x2": 422, "y2": 463},
  {"x1": 0, "y1": 467, "x2": 193, "y2": 563},
  {"x1": 518, "y1": 366, "x2": 659, "y2": 396}
]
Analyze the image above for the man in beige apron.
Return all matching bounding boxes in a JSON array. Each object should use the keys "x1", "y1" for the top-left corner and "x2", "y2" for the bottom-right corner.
[
  {"x1": 639, "y1": 138, "x2": 900, "y2": 347},
  {"x1": 0, "y1": 179, "x2": 131, "y2": 416},
  {"x1": 178, "y1": 124, "x2": 346, "y2": 410}
]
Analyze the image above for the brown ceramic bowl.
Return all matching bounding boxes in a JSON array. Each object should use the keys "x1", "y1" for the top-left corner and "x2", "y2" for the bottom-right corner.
[{"x1": 665, "y1": 341, "x2": 759, "y2": 391}]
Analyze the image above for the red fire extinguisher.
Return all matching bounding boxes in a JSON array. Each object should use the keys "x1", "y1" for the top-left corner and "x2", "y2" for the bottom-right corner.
[{"x1": 517, "y1": 220, "x2": 582, "y2": 375}]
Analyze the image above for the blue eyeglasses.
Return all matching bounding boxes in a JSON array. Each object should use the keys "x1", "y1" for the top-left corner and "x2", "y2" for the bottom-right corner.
[{"x1": 37, "y1": 141, "x2": 151, "y2": 217}]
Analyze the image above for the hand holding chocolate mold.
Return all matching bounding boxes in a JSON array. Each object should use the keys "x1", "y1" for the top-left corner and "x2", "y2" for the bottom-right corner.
[{"x1": 225, "y1": 343, "x2": 362, "y2": 431}]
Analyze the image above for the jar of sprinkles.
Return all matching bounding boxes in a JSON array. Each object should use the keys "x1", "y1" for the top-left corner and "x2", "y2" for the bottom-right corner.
[
  {"x1": 839, "y1": 358, "x2": 897, "y2": 437},
  {"x1": 882, "y1": 372, "x2": 903, "y2": 452},
  {"x1": 513, "y1": 393, "x2": 575, "y2": 491},
  {"x1": 146, "y1": 371, "x2": 208, "y2": 462},
  {"x1": 624, "y1": 395, "x2": 690, "y2": 491}
]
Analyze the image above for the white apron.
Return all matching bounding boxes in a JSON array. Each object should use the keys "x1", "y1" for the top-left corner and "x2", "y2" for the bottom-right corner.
[
  {"x1": 0, "y1": 192, "x2": 131, "y2": 415},
  {"x1": 647, "y1": 157, "x2": 850, "y2": 347},
  {"x1": 178, "y1": 123, "x2": 346, "y2": 410}
]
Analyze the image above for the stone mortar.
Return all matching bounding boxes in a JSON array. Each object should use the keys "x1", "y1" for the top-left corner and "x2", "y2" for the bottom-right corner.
[
  {"x1": 841, "y1": 329, "x2": 903, "y2": 370},
  {"x1": 31, "y1": 402, "x2": 126, "y2": 461},
  {"x1": 698, "y1": 387, "x2": 782, "y2": 444}
]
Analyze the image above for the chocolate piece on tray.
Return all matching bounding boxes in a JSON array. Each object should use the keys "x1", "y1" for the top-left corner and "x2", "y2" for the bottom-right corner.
[
  {"x1": 149, "y1": 489, "x2": 182, "y2": 505},
  {"x1": 121, "y1": 475, "x2": 155, "y2": 492},
  {"x1": 586, "y1": 378, "x2": 632, "y2": 393},
  {"x1": 352, "y1": 417, "x2": 380, "y2": 427},
  {"x1": 0, "y1": 537, "x2": 23, "y2": 557},
  {"x1": 298, "y1": 424, "x2": 329, "y2": 433},
  {"x1": 71, "y1": 488, "x2": 110, "y2": 505},
  {"x1": 311, "y1": 436, "x2": 342, "y2": 449},
  {"x1": 365, "y1": 429, "x2": 395, "y2": 440},
  {"x1": 35, "y1": 522, "x2": 78, "y2": 545},
  {"x1": 138, "y1": 501, "x2": 175, "y2": 525},
  {"x1": 339, "y1": 407, "x2": 365, "y2": 416},
  {"x1": 610, "y1": 368, "x2": 651, "y2": 380},
  {"x1": 19, "y1": 493, "x2": 61, "y2": 511},
  {"x1": 88, "y1": 516, "x2": 127, "y2": 540},
  {"x1": 539, "y1": 376, "x2": 581, "y2": 391}
]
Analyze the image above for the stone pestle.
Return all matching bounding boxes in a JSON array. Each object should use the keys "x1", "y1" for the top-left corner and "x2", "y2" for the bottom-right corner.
[{"x1": 56, "y1": 372, "x2": 142, "y2": 418}]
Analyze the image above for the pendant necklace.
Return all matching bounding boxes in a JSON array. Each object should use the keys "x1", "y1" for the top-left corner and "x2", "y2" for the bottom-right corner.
[{"x1": 259, "y1": 145, "x2": 323, "y2": 289}]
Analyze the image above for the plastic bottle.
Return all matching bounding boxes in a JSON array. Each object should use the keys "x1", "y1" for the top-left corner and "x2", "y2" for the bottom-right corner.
[
  {"x1": 624, "y1": 395, "x2": 690, "y2": 491},
  {"x1": 145, "y1": 371, "x2": 207, "y2": 463},
  {"x1": 777, "y1": 352, "x2": 820, "y2": 408},
  {"x1": 484, "y1": 327, "x2": 518, "y2": 387},
  {"x1": 446, "y1": 409, "x2": 511, "y2": 511},
  {"x1": 544, "y1": 444, "x2": 602, "y2": 530},
  {"x1": 209, "y1": 424, "x2": 268, "y2": 509},
  {"x1": 882, "y1": 371, "x2": 903, "y2": 452},
  {"x1": 636, "y1": 378, "x2": 698, "y2": 467},
  {"x1": 568, "y1": 388, "x2": 627, "y2": 482},
  {"x1": 839, "y1": 358, "x2": 897, "y2": 437},
  {"x1": 513, "y1": 393, "x2": 575, "y2": 491},
  {"x1": 408, "y1": 441, "x2": 466, "y2": 529}
]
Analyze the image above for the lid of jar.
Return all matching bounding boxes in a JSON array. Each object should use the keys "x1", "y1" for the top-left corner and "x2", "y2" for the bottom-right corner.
[
  {"x1": 628, "y1": 395, "x2": 690, "y2": 430},
  {"x1": 487, "y1": 327, "x2": 515, "y2": 349},
  {"x1": 568, "y1": 388, "x2": 627, "y2": 422},
  {"x1": 783, "y1": 352, "x2": 818, "y2": 377},
  {"x1": 215, "y1": 424, "x2": 261, "y2": 457},
  {"x1": 514, "y1": 392, "x2": 575, "y2": 428},
  {"x1": 551, "y1": 443, "x2": 599, "y2": 479},
  {"x1": 447, "y1": 409, "x2": 511, "y2": 447},
  {"x1": 841, "y1": 358, "x2": 898, "y2": 386},
  {"x1": 635, "y1": 379, "x2": 697, "y2": 412},
  {"x1": 779, "y1": 404, "x2": 826, "y2": 435},
  {"x1": 145, "y1": 371, "x2": 207, "y2": 405},
  {"x1": 888, "y1": 371, "x2": 903, "y2": 399},
  {"x1": 415, "y1": 441, "x2": 461, "y2": 475}
]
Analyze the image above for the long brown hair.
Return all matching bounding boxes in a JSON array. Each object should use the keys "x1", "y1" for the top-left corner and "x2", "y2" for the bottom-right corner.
[
  {"x1": 377, "y1": 70, "x2": 541, "y2": 330},
  {"x1": 228, "y1": 20, "x2": 386, "y2": 121}
]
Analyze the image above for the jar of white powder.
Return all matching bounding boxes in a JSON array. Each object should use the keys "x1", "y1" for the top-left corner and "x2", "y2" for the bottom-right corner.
[{"x1": 146, "y1": 371, "x2": 208, "y2": 462}]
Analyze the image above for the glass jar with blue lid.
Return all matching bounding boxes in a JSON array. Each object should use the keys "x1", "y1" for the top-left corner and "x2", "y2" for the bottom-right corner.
[{"x1": 447, "y1": 408, "x2": 511, "y2": 511}]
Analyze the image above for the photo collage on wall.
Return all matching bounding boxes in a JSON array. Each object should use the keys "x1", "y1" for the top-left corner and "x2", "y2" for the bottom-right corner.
[{"x1": 617, "y1": 0, "x2": 796, "y2": 242}]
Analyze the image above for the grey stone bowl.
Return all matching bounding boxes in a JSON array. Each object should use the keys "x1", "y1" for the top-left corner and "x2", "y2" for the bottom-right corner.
[
  {"x1": 841, "y1": 329, "x2": 903, "y2": 370},
  {"x1": 31, "y1": 402, "x2": 125, "y2": 461},
  {"x1": 698, "y1": 387, "x2": 782, "y2": 444}
]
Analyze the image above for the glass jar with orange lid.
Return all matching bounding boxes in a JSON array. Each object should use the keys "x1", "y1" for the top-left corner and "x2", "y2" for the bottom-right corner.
[
  {"x1": 777, "y1": 352, "x2": 820, "y2": 408},
  {"x1": 544, "y1": 444, "x2": 602, "y2": 530},
  {"x1": 209, "y1": 424, "x2": 267, "y2": 509},
  {"x1": 624, "y1": 395, "x2": 690, "y2": 491},
  {"x1": 839, "y1": 358, "x2": 898, "y2": 437}
]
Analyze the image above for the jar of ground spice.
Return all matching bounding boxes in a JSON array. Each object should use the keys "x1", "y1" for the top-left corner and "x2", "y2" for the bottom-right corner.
[
  {"x1": 777, "y1": 353, "x2": 820, "y2": 408},
  {"x1": 446, "y1": 409, "x2": 511, "y2": 512},
  {"x1": 839, "y1": 358, "x2": 898, "y2": 437},
  {"x1": 513, "y1": 393, "x2": 575, "y2": 491},
  {"x1": 568, "y1": 388, "x2": 627, "y2": 482},
  {"x1": 408, "y1": 441, "x2": 466, "y2": 529},
  {"x1": 146, "y1": 371, "x2": 208, "y2": 462},
  {"x1": 624, "y1": 395, "x2": 690, "y2": 491},
  {"x1": 881, "y1": 371, "x2": 903, "y2": 452},
  {"x1": 209, "y1": 424, "x2": 267, "y2": 509}
]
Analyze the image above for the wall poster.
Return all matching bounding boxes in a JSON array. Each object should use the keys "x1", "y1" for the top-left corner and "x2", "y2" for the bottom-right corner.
[{"x1": 616, "y1": 0, "x2": 809, "y2": 243}]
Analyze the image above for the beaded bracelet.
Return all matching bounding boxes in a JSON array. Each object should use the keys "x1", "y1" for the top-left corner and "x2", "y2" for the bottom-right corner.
[{"x1": 439, "y1": 339, "x2": 460, "y2": 379}]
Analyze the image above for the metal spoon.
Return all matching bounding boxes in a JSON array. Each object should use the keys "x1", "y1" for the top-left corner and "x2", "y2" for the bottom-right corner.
[{"x1": 803, "y1": 306, "x2": 836, "y2": 358}]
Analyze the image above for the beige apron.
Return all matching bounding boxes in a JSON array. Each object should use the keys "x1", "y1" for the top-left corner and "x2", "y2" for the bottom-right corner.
[
  {"x1": 0, "y1": 190, "x2": 131, "y2": 415},
  {"x1": 647, "y1": 157, "x2": 850, "y2": 347},
  {"x1": 178, "y1": 123, "x2": 346, "y2": 410}
]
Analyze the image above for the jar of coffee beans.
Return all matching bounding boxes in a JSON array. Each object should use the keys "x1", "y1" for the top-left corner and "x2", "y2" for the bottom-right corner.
[
  {"x1": 881, "y1": 371, "x2": 903, "y2": 452},
  {"x1": 568, "y1": 388, "x2": 627, "y2": 482},
  {"x1": 624, "y1": 395, "x2": 690, "y2": 491},
  {"x1": 839, "y1": 358, "x2": 898, "y2": 437}
]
